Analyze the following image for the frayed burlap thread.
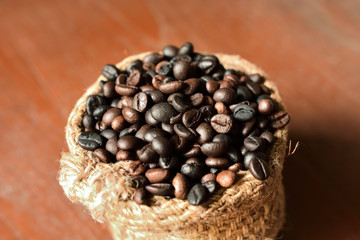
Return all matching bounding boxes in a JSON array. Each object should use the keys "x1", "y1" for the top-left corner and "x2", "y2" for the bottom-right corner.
[{"x1": 58, "y1": 53, "x2": 288, "y2": 240}]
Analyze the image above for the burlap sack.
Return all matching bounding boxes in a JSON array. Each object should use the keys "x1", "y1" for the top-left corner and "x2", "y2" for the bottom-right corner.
[{"x1": 58, "y1": 53, "x2": 288, "y2": 240}]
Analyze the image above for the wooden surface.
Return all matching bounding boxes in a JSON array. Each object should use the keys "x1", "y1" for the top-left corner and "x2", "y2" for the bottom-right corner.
[{"x1": 0, "y1": 0, "x2": 359, "y2": 239}]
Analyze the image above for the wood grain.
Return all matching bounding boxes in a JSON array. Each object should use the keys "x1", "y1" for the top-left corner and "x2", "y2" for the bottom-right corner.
[{"x1": 0, "y1": 0, "x2": 359, "y2": 239}]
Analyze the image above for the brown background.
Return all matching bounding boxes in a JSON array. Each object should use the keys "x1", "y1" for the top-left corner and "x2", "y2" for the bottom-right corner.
[{"x1": 0, "y1": 0, "x2": 360, "y2": 239}]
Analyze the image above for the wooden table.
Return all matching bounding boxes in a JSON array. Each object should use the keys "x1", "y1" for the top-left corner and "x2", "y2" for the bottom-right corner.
[{"x1": 1, "y1": 0, "x2": 359, "y2": 239}]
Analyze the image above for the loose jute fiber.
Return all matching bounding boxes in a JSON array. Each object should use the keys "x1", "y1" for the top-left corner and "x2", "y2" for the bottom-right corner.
[{"x1": 58, "y1": 53, "x2": 288, "y2": 240}]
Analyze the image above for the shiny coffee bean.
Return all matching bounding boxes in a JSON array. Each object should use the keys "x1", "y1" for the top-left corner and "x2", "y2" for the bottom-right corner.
[
  {"x1": 183, "y1": 145, "x2": 201, "y2": 158},
  {"x1": 174, "y1": 124, "x2": 196, "y2": 140},
  {"x1": 102, "y1": 64, "x2": 120, "y2": 81},
  {"x1": 260, "y1": 131, "x2": 274, "y2": 144},
  {"x1": 126, "y1": 59, "x2": 143, "y2": 73},
  {"x1": 196, "y1": 123, "x2": 215, "y2": 144},
  {"x1": 233, "y1": 104, "x2": 256, "y2": 122},
  {"x1": 163, "y1": 45, "x2": 178, "y2": 58},
  {"x1": 151, "y1": 136, "x2": 174, "y2": 157},
  {"x1": 129, "y1": 161, "x2": 147, "y2": 176},
  {"x1": 228, "y1": 162, "x2": 243, "y2": 172},
  {"x1": 269, "y1": 111, "x2": 290, "y2": 129},
  {"x1": 102, "y1": 108, "x2": 121, "y2": 126},
  {"x1": 136, "y1": 144, "x2": 158, "y2": 163},
  {"x1": 244, "y1": 136, "x2": 265, "y2": 151},
  {"x1": 172, "y1": 173, "x2": 190, "y2": 200},
  {"x1": 205, "y1": 157, "x2": 231, "y2": 168},
  {"x1": 236, "y1": 86, "x2": 252, "y2": 102},
  {"x1": 249, "y1": 158, "x2": 270, "y2": 180},
  {"x1": 145, "y1": 110, "x2": 159, "y2": 126},
  {"x1": 202, "y1": 180, "x2": 217, "y2": 194},
  {"x1": 159, "y1": 81, "x2": 184, "y2": 94},
  {"x1": 243, "y1": 151, "x2": 267, "y2": 169},
  {"x1": 127, "y1": 69, "x2": 142, "y2": 86},
  {"x1": 100, "y1": 129, "x2": 117, "y2": 139},
  {"x1": 210, "y1": 114, "x2": 233, "y2": 134},
  {"x1": 93, "y1": 105, "x2": 111, "y2": 120},
  {"x1": 130, "y1": 175, "x2": 148, "y2": 188},
  {"x1": 190, "y1": 93, "x2": 204, "y2": 107},
  {"x1": 173, "y1": 60, "x2": 190, "y2": 80},
  {"x1": 134, "y1": 188, "x2": 148, "y2": 205},
  {"x1": 78, "y1": 131, "x2": 105, "y2": 151},
  {"x1": 212, "y1": 134, "x2": 232, "y2": 144},
  {"x1": 111, "y1": 115, "x2": 127, "y2": 131},
  {"x1": 248, "y1": 73, "x2": 264, "y2": 84},
  {"x1": 181, "y1": 163, "x2": 203, "y2": 180},
  {"x1": 206, "y1": 79, "x2": 220, "y2": 94},
  {"x1": 106, "y1": 136, "x2": 118, "y2": 156},
  {"x1": 117, "y1": 96, "x2": 133, "y2": 109},
  {"x1": 144, "y1": 52, "x2": 163, "y2": 65},
  {"x1": 187, "y1": 184, "x2": 208, "y2": 205},
  {"x1": 178, "y1": 42, "x2": 194, "y2": 56},
  {"x1": 103, "y1": 81, "x2": 117, "y2": 98},
  {"x1": 213, "y1": 88, "x2": 236, "y2": 105},
  {"x1": 216, "y1": 170, "x2": 236, "y2": 187},
  {"x1": 116, "y1": 149, "x2": 133, "y2": 161},
  {"x1": 199, "y1": 105, "x2": 217, "y2": 123},
  {"x1": 214, "y1": 102, "x2": 229, "y2": 114},
  {"x1": 156, "y1": 62, "x2": 173, "y2": 76},
  {"x1": 150, "y1": 102, "x2": 178, "y2": 123},
  {"x1": 258, "y1": 99, "x2": 274, "y2": 115},
  {"x1": 144, "y1": 128, "x2": 167, "y2": 142},
  {"x1": 245, "y1": 80, "x2": 261, "y2": 95},
  {"x1": 159, "y1": 156, "x2": 181, "y2": 170},
  {"x1": 132, "y1": 92, "x2": 149, "y2": 113},
  {"x1": 115, "y1": 84, "x2": 139, "y2": 96},
  {"x1": 135, "y1": 124, "x2": 152, "y2": 140},
  {"x1": 86, "y1": 95, "x2": 108, "y2": 115},
  {"x1": 182, "y1": 109, "x2": 202, "y2": 128},
  {"x1": 145, "y1": 183, "x2": 174, "y2": 196},
  {"x1": 241, "y1": 119, "x2": 256, "y2": 136},
  {"x1": 117, "y1": 135, "x2": 143, "y2": 150},
  {"x1": 172, "y1": 95, "x2": 192, "y2": 112},
  {"x1": 145, "y1": 168, "x2": 171, "y2": 183},
  {"x1": 183, "y1": 78, "x2": 200, "y2": 95},
  {"x1": 226, "y1": 147, "x2": 242, "y2": 163},
  {"x1": 94, "y1": 148, "x2": 113, "y2": 163},
  {"x1": 119, "y1": 123, "x2": 141, "y2": 138},
  {"x1": 151, "y1": 74, "x2": 165, "y2": 89},
  {"x1": 83, "y1": 114, "x2": 95, "y2": 129},
  {"x1": 201, "y1": 142, "x2": 228, "y2": 157},
  {"x1": 201, "y1": 173, "x2": 216, "y2": 184}
]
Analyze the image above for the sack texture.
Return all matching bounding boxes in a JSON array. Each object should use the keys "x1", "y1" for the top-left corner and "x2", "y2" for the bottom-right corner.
[{"x1": 58, "y1": 53, "x2": 288, "y2": 240}]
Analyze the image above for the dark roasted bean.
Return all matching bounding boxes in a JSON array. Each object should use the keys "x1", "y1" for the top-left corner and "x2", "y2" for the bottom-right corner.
[
  {"x1": 246, "y1": 80, "x2": 261, "y2": 95},
  {"x1": 132, "y1": 92, "x2": 149, "y2": 112},
  {"x1": 126, "y1": 60, "x2": 143, "y2": 73},
  {"x1": 202, "y1": 180, "x2": 217, "y2": 194},
  {"x1": 94, "y1": 148, "x2": 113, "y2": 163},
  {"x1": 151, "y1": 136, "x2": 174, "y2": 157},
  {"x1": 145, "y1": 110, "x2": 159, "y2": 126},
  {"x1": 117, "y1": 135, "x2": 143, "y2": 150},
  {"x1": 214, "y1": 102, "x2": 229, "y2": 114},
  {"x1": 201, "y1": 142, "x2": 228, "y2": 157},
  {"x1": 243, "y1": 151, "x2": 267, "y2": 169},
  {"x1": 145, "y1": 168, "x2": 171, "y2": 183},
  {"x1": 159, "y1": 81, "x2": 184, "y2": 94},
  {"x1": 172, "y1": 173, "x2": 190, "y2": 200},
  {"x1": 145, "y1": 183, "x2": 174, "y2": 196},
  {"x1": 205, "y1": 157, "x2": 231, "y2": 168},
  {"x1": 183, "y1": 145, "x2": 201, "y2": 158},
  {"x1": 115, "y1": 84, "x2": 139, "y2": 96},
  {"x1": 106, "y1": 136, "x2": 118, "y2": 155},
  {"x1": 83, "y1": 114, "x2": 95, "y2": 129},
  {"x1": 210, "y1": 114, "x2": 233, "y2": 134},
  {"x1": 241, "y1": 119, "x2": 256, "y2": 136},
  {"x1": 182, "y1": 109, "x2": 202, "y2": 128},
  {"x1": 122, "y1": 107, "x2": 141, "y2": 124},
  {"x1": 129, "y1": 161, "x2": 147, "y2": 176},
  {"x1": 130, "y1": 175, "x2": 148, "y2": 188},
  {"x1": 236, "y1": 86, "x2": 253, "y2": 102},
  {"x1": 135, "y1": 124, "x2": 152, "y2": 140},
  {"x1": 78, "y1": 131, "x2": 105, "y2": 151},
  {"x1": 190, "y1": 93, "x2": 204, "y2": 107},
  {"x1": 213, "y1": 88, "x2": 236, "y2": 105},
  {"x1": 269, "y1": 111, "x2": 290, "y2": 129},
  {"x1": 117, "y1": 96, "x2": 133, "y2": 109},
  {"x1": 144, "y1": 52, "x2": 163, "y2": 65},
  {"x1": 136, "y1": 144, "x2": 158, "y2": 163},
  {"x1": 248, "y1": 73, "x2": 264, "y2": 84},
  {"x1": 199, "y1": 105, "x2": 217, "y2": 123},
  {"x1": 134, "y1": 188, "x2": 148, "y2": 205},
  {"x1": 183, "y1": 78, "x2": 200, "y2": 95},
  {"x1": 150, "y1": 102, "x2": 178, "y2": 123},
  {"x1": 226, "y1": 147, "x2": 242, "y2": 163},
  {"x1": 173, "y1": 60, "x2": 190, "y2": 80},
  {"x1": 151, "y1": 74, "x2": 165, "y2": 89},
  {"x1": 102, "y1": 64, "x2": 120, "y2": 81},
  {"x1": 102, "y1": 108, "x2": 121, "y2": 126},
  {"x1": 159, "y1": 156, "x2": 181, "y2": 170},
  {"x1": 249, "y1": 158, "x2": 270, "y2": 180},
  {"x1": 103, "y1": 81, "x2": 117, "y2": 98},
  {"x1": 196, "y1": 123, "x2": 215, "y2": 144},
  {"x1": 244, "y1": 136, "x2": 265, "y2": 151},
  {"x1": 258, "y1": 99, "x2": 275, "y2": 115},
  {"x1": 116, "y1": 149, "x2": 134, "y2": 161},
  {"x1": 206, "y1": 79, "x2": 220, "y2": 94},
  {"x1": 172, "y1": 95, "x2": 192, "y2": 112},
  {"x1": 174, "y1": 124, "x2": 196, "y2": 140},
  {"x1": 144, "y1": 128, "x2": 167, "y2": 142},
  {"x1": 201, "y1": 173, "x2": 216, "y2": 184},
  {"x1": 127, "y1": 69, "x2": 142, "y2": 86},
  {"x1": 156, "y1": 62, "x2": 172, "y2": 76},
  {"x1": 213, "y1": 134, "x2": 232, "y2": 144},
  {"x1": 86, "y1": 95, "x2": 107, "y2": 115},
  {"x1": 163, "y1": 45, "x2": 178, "y2": 58},
  {"x1": 187, "y1": 184, "x2": 208, "y2": 205},
  {"x1": 233, "y1": 104, "x2": 256, "y2": 122},
  {"x1": 100, "y1": 129, "x2": 118, "y2": 139},
  {"x1": 181, "y1": 163, "x2": 203, "y2": 180},
  {"x1": 111, "y1": 115, "x2": 126, "y2": 131},
  {"x1": 228, "y1": 162, "x2": 243, "y2": 172},
  {"x1": 115, "y1": 73, "x2": 127, "y2": 85},
  {"x1": 161, "y1": 123, "x2": 174, "y2": 134},
  {"x1": 260, "y1": 131, "x2": 274, "y2": 144},
  {"x1": 93, "y1": 105, "x2": 111, "y2": 120},
  {"x1": 178, "y1": 42, "x2": 194, "y2": 56},
  {"x1": 216, "y1": 170, "x2": 236, "y2": 187}
]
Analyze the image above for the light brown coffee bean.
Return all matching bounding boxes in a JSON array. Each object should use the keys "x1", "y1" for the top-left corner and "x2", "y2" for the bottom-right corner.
[
  {"x1": 216, "y1": 170, "x2": 236, "y2": 187},
  {"x1": 172, "y1": 173, "x2": 190, "y2": 200},
  {"x1": 145, "y1": 168, "x2": 171, "y2": 183}
]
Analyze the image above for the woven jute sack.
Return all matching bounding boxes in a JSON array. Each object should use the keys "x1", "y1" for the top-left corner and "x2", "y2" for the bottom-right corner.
[{"x1": 58, "y1": 52, "x2": 288, "y2": 240}]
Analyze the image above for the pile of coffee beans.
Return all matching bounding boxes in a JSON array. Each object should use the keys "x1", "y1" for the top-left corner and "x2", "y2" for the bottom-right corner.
[{"x1": 78, "y1": 42, "x2": 290, "y2": 205}]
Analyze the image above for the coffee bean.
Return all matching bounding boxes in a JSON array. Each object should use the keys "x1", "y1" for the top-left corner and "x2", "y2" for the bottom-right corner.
[
  {"x1": 212, "y1": 134, "x2": 232, "y2": 144},
  {"x1": 228, "y1": 162, "x2": 243, "y2": 172},
  {"x1": 116, "y1": 149, "x2": 134, "y2": 161},
  {"x1": 115, "y1": 73, "x2": 127, "y2": 85},
  {"x1": 187, "y1": 184, "x2": 208, "y2": 205},
  {"x1": 226, "y1": 147, "x2": 242, "y2": 163},
  {"x1": 216, "y1": 170, "x2": 236, "y2": 187},
  {"x1": 241, "y1": 119, "x2": 256, "y2": 136},
  {"x1": 145, "y1": 168, "x2": 171, "y2": 183},
  {"x1": 144, "y1": 52, "x2": 163, "y2": 65},
  {"x1": 199, "y1": 105, "x2": 216, "y2": 123},
  {"x1": 94, "y1": 148, "x2": 113, "y2": 163},
  {"x1": 206, "y1": 79, "x2": 220, "y2": 94},
  {"x1": 224, "y1": 69, "x2": 238, "y2": 76},
  {"x1": 178, "y1": 42, "x2": 194, "y2": 56},
  {"x1": 102, "y1": 108, "x2": 121, "y2": 126},
  {"x1": 213, "y1": 88, "x2": 236, "y2": 105},
  {"x1": 132, "y1": 92, "x2": 149, "y2": 112},
  {"x1": 233, "y1": 104, "x2": 255, "y2": 122},
  {"x1": 115, "y1": 84, "x2": 139, "y2": 96},
  {"x1": 161, "y1": 123, "x2": 174, "y2": 134},
  {"x1": 152, "y1": 74, "x2": 165, "y2": 89},
  {"x1": 145, "y1": 110, "x2": 159, "y2": 126},
  {"x1": 144, "y1": 128, "x2": 167, "y2": 142},
  {"x1": 102, "y1": 64, "x2": 120, "y2": 81},
  {"x1": 150, "y1": 103, "x2": 178, "y2": 123},
  {"x1": 93, "y1": 105, "x2": 112, "y2": 120},
  {"x1": 269, "y1": 111, "x2": 290, "y2": 129},
  {"x1": 244, "y1": 136, "x2": 265, "y2": 152},
  {"x1": 209, "y1": 168, "x2": 221, "y2": 174},
  {"x1": 210, "y1": 114, "x2": 233, "y2": 134},
  {"x1": 258, "y1": 99, "x2": 275, "y2": 115},
  {"x1": 172, "y1": 95, "x2": 191, "y2": 112},
  {"x1": 83, "y1": 114, "x2": 95, "y2": 129},
  {"x1": 119, "y1": 123, "x2": 141, "y2": 137},
  {"x1": 151, "y1": 136, "x2": 174, "y2": 157},
  {"x1": 249, "y1": 158, "x2": 270, "y2": 180},
  {"x1": 156, "y1": 62, "x2": 172, "y2": 76},
  {"x1": 126, "y1": 60, "x2": 143, "y2": 73},
  {"x1": 127, "y1": 69, "x2": 142, "y2": 86},
  {"x1": 248, "y1": 73, "x2": 264, "y2": 84},
  {"x1": 100, "y1": 129, "x2": 118, "y2": 139},
  {"x1": 205, "y1": 157, "x2": 231, "y2": 169},
  {"x1": 245, "y1": 80, "x2": 261, "y2": 95},
  {"x1": 130, "y1": 175, "x2": 148, "y2": 188},
  {"x1": 196, "y1": 123, "x2": 215, "y2": 144},
  {"x1": 198, "y1": 58, "x2": 217, "y2": 75},
  {"x1": 159, "y1": 156, "x2": 181, "y2": 170},
  {"x1": 236, "y1": 86, "x2": 253, "y2": 102},
  {"x1": 117, "y1": 96, "x2": 134, "y2": 109},
  {"x1": 129, "y1": 161, "x2": 147, "y2": 176},
  {"x1": 202, "y1": 180, "x2": 217, "y2": 194},
  {"x1": 122, "y1": 107, "x2": 141, "y2": 124},
  {"x1": 182, "y1": 109, "x2": 202, "y2": 128},
  {"x1": 134, "y1": 188, "x2": 148, "y2": 205},
  {"x1": 78, "y1": 131, "x2": 105, "y2": 151},
  {"x1": 201, "y1": 173, "x2": 216, "y2": 184},
  {"x1": 172, "y1": 173, "x2": 190, "y2": 200},
  {"x1": 145, "y1": 183, "x2": 174, "y2": 196},
  {"x1": 183, "y1": 78, "x2": 200, "y2": 95},
  {"x1": 173, "y1": 60, "x2": 190, "y2": 80},
  {"x1": 117, "y1": 135, "x2": 143, "y2": 150},
  {"x1": 173, "y1": 123, "x2": 195, "y2": 140},
  {"x1": 190, "y1": 93, "x2": 204, "y2": 107},
  {"x1": 201, "y1": 142, "x2": 228, "y2": 157},
  {"x1": 163, "y1": 45, "x2": 178, "y2": 58},
  {"x1": 106, "y1": 136, "x2": 118, "y2": 155},
  {"x1": 103, "y1": 81, "x2": 117, "y2": 98},
  {"x1": 136, "y1": 144, "x2": 158, "y2": 163},
  {"x1": 111, "y1": 115, "x2": 126, "y2": 131},
  {"x1": 260, "y1": 131, "x2": 274, "y2": 144},
  {"x1": 135, "y1": 124, "x2": 152, "y2": 140},
  {"x1": 181, "y1": 163, "x2": 203, "y2": 180},
  {"x1": 183, "y1": 145, "x2": 201, "y2": 158},
  {"x1": 159, "y1": 81, "x2": 184, "y2": 94},
  {"x1": 244, "y1": 151, "x2": 267, "y2": 169},
  {"x1": 214, "y1": 102, "x2": 229, "y2": 114}
]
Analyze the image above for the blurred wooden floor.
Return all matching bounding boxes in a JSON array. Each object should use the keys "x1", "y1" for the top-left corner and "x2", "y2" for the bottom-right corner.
[{"x1": 0, "y1": 0, "x2": 360, "y2": 239}]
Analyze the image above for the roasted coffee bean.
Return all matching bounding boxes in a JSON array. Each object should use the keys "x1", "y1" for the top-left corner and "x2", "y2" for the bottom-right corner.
[
  {"x1": 117, "y1": 135, "x2": 143, "y2": 150},
  {"x1": 228, "y1": 162, "x2": 243, "y2": 172},
  {"x1": 258, "y1": 99, "x2": 275, "y2": 115},
  {"x1": 126, "y1": 59, "x2": 143, "y2": 73},
  {"x1": 161, "y1": 123, "x2": 174, "y2": 134},
  {"x1": 249, "y1": 158, "x2": 270, "y2": 180},
  {"x1": 127, "y1": 69, "x2": 142, "y2": 86},
  {"x1": 183, "y1": 145, "x2": 201, "y2": 158},
  {"x1": 140, "y1": 84, "x2": 155, "y2": 92},
  {"x1": 178, "y1": 42, "x2": 194, "y2": 56},
  {"x1": 196, "y1": 123, "x2": 215, "y2": 144},
  {"x1": 156, "y1": 62, "x2": 172, "y2": 76},
  {"x1": 151, "y1": 74, "x2": 165, "y2": 89},
  {"x1": 137, "y1": 144, "x2": 158, "y2": 163},
  {"x1": 159, "y1": 156, "x2": 181, "y2": 170},
  {"x1": 151, "y1": 136, "x2": 174, "y2": 157},
  {"x1": 206, "y1": 79, "x2": 220, "y2": 94},
  {"x1": 190, "y1": 93, "x2": 204, "y2": 107},
  {"x1": 93, "y1": 105, "x2": 111, "y2": 120},
  {"x1": 182, "y1": 109, "x2": 202, "y2": 128},
  {"x1": 256, "y1": 94, "x2": 272, "y2": 104},
  {"x1": 248, "y1": 73, "x2": 264, "y2": 84},
  {"x1": 129, "y1": 161, "x2": 147, "y2": 176},
  {"x1": 174, "y1": 124, "x2": 196, "y2": 140},
  {"x1": 233, "y1": 104, "x2": 256, "y2": 122},
  {"x1": 269, "y1": 111, "x2": 290, "y2": 129},
  {"x1": 172, "y1": 95, "x2": 191, "y2": 112},
  {"x1": 223, "y1": 74, "x2": 239, "y2": 84},
  {"x1": 144, "y1": 52, "x2": 163, "y2": 65},
  {"x1": 150, "y1": 102, "x2": 178, "y2": 123},
  {"x1": 94, "y1": 148, "x2": 113, "y2": 163},
  {"x1": 245, "y1": 80, "x2": 261, "y2": 95},
  {"x1": 102, "y1": 64, "x2": 120, "y2": 81},
  {"x1": 130, "y1": 175, "x2": 148, "y2": 188},
  {"x1": 106, "y1": 136, "x2": 118, "y2": 155},
  {"x1": 100, "y1": 129, "x2": 118, "y2": 139},
  {"x1": 187, "y1": 184, "x2": 208, "y2": 205},
  {"x1": 205, "y1": 157, "x2": 231, "y2": 168},
  {"x1": 243, "y1": 151, "x2": 267, "y2": 169},
  {"x1": 201, "y1": 142, "x2": 228, "y2": 157},
  {"x1": 181, "y1": 163, "x2": 203, "y2": 180},
  {"x1": 199, "y1": 105, "x2": 217, "y2": 123},
  {"x1": 226, "y1": 147, "x2": 242, "y2": 163},
  {"x1": 115, "y1": 73, "x2": 127, "y2": 85},
  {"x1": 102, "y1": 108, "x2": 121, "y2": 126},
  {"x1": 213, "y1": 88, "x2": 236, "y2": 105},
  {"x1": 78, "y1": 131, "x2": 105, "y2": 151},
  {"x1": 185, "y1": 157, "x2": 203, "y2": 166},
  {"x1": 135, "y1": 124, "x2": 152, "y2": 140},
  {"x1": 145, "y1": 110, "x2": 159, "y2": 126},
  {"x1": 167, "y1": 92, "x2": 185, "y2": 103},
  {"x1": 122, "y1": 107, "x2": 141, "y2": 124},
  {"x1": 148, "y1": 163, "x2": 159, "y2": 169},
  {"x1": 111, "y1": 115, "x2": 126, "y2": 131},
  {"x1": 115, "y1": 84, "x2": 139, "y2": 96},
  {"x1": 145, "y1": 183, "x2": 174, "y2": 196},
  {"x1": 219, "y1": 80, "x2": 232, "y2": 89},
  {"x1": 172, "y1": 173, "x2": 190, "y2": 200},
  {"x1": 117, "y1": 96, "x2": 134, "y2": 109},
  {"x1": 209, "y1": 168, "x2": 221, "y2": 174},
  {"x1": 236, "y1": 86, "x2": 252, "y2": 102},
  {"x1": 216, "y1": 170, "x2": 236, "y2": 187},
  {"x1": 260, "y1": 131, "x2": 274, "y2": 144},
  {"x1": 134, "y1": 188, "x2": 148, "y2": 205},
  {"x1": 95, "y1": 120, "x2": 107, "y2": 131},
  {"x1": 244, "y1": 136, "x2": 265, "y2": 151},
  {"x1": 212, "y1": 134, "x2": 232, "y2": 144},
  {"x1": 103, "y1": 81, "x2": 117, "y2": 98},
  {"x1": 202, "y1": 180, "x2": 217, "y2": 194},
  {"x1": 183, "y1": 78, "x2": 200, "y2": 95},
  {"x1": 144, "y1": 128, "x2": 167, "y2": 142},
  {"x1": 173, "y1": 60, "x2": 190, "y2": 80},
  {"x1": 201, "y1": 173, "x2": 216, "y2": 184},
  {"x1": 210, "y1": 114, "x2": 233, "y2": 134},
  {"x1": 214, "y1": 102, "x2": 229, "y2": 114},
  {"x1": 257, "y1": 116, "x2": 269, "y2": 129},
  {"x1": 224, "y1": 69, "x2": 238, "y2": 76},
  {"x1": 116, "y1": 150, "x2": 134, "y2": 161},
  {"x1": 133, "y1": 92, "x2": 149, "y2": 112},
  {"x1": 145, "y1": 168, "x2": 171, "y2": 183},
  {"x1": 111, "y1": 98, "x2": 120, "y2": 108},
  {"x1": 163, "y1": 45, "x2": 178, "y2": 58},
  {"x1": 119, "y1": 123, "x2": 141, "y2": 137},
  {"x1": 83, "y1": 114, "x2": 95, "y2": 129},
  {"x1": 241, "y1": 119, "x2": 256, "y2": 136},
  {"x1": 198, "y1": 58, "x2": 217, "y2": 75},
  {"x1": 86, "y1": 95, "x2": 108, "y2": 115}
]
